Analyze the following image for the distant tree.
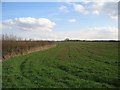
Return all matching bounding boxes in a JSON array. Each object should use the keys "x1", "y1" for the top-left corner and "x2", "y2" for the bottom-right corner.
[{"x1": 65, "y1": 38, "x2": 69, "y2": 41}]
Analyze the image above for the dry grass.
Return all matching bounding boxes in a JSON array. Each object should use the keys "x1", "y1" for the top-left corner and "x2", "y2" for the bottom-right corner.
[{"x1": 2, "y1": 34, "x2": 56, "y2": 59}]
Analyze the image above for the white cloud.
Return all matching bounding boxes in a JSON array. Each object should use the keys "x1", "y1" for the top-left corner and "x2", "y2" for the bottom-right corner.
[
  {"x1": 92, "y1": 0, "x2": 119, "y2": 2},
  {"x1": 68, "y1": 2, "x2": 118, "y2": 20},
  {"x1": 57, "y1": 27, "x2": 118, "y2": 40},
  {"x1": 14, "y1": 27, "x2": 118, "y2": 41},
  {"x1": 59, "y1": 5, "x2": 69, "y2": 12},
  {"x1": 84, "y1": 27, "x2": 118, "y2": 40},
  {"x1": 65, "y1": 0, "x2": 119, "y2": 3},
  {"x1": 72, "y1": 3, "x2": 89, "y2": 14},
  {"x1": 2, "y1": 0, "x2": 119, "y2": 2},
  {"x1": 68, "y1": 19, "x2": 77, "y2": 22},
  {"x1": 2, "y1": 17, "x2": 56, "y2": 31},
  {"x1": 0, "y1": 24, "x2": 2, "y2": 29},
  {"x1": 102, "y1": 2, "x2": 118, "y2": 19}
]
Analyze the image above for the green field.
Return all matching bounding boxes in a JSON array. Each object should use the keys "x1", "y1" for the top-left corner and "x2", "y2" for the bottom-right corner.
[{"x1": 2, "y1": 42, "x2": 119, "y2": 88}]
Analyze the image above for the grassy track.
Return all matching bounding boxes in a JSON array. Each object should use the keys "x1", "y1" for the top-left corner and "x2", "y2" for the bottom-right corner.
[{"x1": 2, "y1": 42, "x2": 119, "y2": 88}]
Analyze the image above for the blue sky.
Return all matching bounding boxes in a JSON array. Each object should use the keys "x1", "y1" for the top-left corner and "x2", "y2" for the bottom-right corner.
[{"x1": 2, "y1": 2, "x2": 118, "y2": 40}]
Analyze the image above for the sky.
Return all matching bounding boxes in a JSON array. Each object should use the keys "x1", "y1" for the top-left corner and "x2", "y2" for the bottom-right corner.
[{"x1": 2, "y1": 1, "x2": 118, "y2": 40}]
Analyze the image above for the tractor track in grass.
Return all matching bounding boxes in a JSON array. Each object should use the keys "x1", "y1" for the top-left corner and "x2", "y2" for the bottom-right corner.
[
  {"x1": 2, "y1": 42, "x2": 119, "y2": 88},
  {"x1": 76, "y1": 47, "x2": 117, "y2": 65},
  {"x1": 58, "y1": 45, "x2": 117, "y2": 87},
  {"x1": 75, "y1": 47, "x2": 118, "y2": 87},
  {"x1": 52, "y1": 44, "x2": 117, "y2": 87},
  {"x1": 20, "y1": 57, "x2": 29, "y2": 76},
  {"x1": 43, "y1": 59, "x2": 115, "y2": 87}
]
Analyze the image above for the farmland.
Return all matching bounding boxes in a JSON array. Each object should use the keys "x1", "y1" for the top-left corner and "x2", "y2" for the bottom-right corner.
[{"x1": 2, "y1": 42, "x2": 119, "y2": 88}]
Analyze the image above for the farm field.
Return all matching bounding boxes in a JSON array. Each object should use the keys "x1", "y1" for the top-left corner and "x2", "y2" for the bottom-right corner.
[{"x1": 2, "y1": 42, "x2": 119, "y2": 88}]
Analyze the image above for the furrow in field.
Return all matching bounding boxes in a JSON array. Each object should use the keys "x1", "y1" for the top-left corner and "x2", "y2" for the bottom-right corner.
[
  {"x1": 74, "y1": 47, "x2": 118, "y2": 87},
  {"x1": 2, "y1": 42, "x2": 119, "y2": 88}
]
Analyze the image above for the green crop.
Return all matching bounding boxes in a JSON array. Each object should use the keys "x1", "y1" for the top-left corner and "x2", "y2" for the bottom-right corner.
[{"x1": 2, "y1": 42, "x2": 119, "y2": 88}]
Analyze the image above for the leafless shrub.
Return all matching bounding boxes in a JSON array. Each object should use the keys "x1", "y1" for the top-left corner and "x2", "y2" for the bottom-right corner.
[{"x1": 2, "y1": 34, "x2": 56, "y2": 59}]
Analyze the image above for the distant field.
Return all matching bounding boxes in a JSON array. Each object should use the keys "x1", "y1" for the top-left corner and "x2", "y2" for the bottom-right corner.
[{"x1": 2, "y1": 42, "x2": 119, "y2": 88}]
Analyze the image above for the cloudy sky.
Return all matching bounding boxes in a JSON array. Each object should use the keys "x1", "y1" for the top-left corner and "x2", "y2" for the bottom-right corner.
[{"x1": 2, "y1": 1, "x2": 118, "y2": 40}]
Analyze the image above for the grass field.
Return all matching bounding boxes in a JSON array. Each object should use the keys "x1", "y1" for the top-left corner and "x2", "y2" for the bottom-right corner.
[{"x1": 2, "y1": 42, "x2": 119, "y2": 88}]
